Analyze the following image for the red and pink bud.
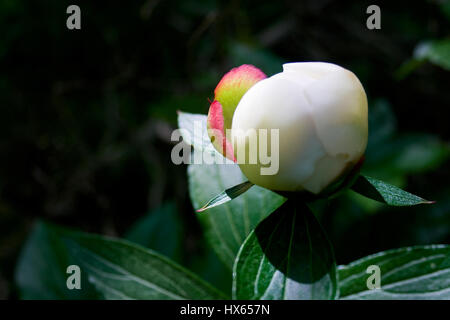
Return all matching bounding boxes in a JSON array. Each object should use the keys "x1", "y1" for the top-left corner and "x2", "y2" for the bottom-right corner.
[{"x1": 206, "y1": 64, "x2": 266, "y2": 160}]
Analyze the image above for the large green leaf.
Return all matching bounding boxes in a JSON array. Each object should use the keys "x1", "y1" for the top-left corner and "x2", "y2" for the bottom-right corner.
[
  {"x1": 15, "y1": 221, "x2": 99, "y2": 299},
  {"x1": 338, "y1": 245, "x2": 450, "y2": 299},
  {"x1": 19, "y1": 222, "x2": 226, "y2": 300},
  {"x1": 124, "y1": 202, "x2": 232, "y2": 295},
  {"x1": 351, "y1": 175, "x2": 433, "y2": 206},
  {"x1": 186, "y1": 245, "x2": 233, "y2": 296},
  {"x1": 124, "y1": 202, "x2": 183, "y2": 262},
  {"x1": 188, "y1": 162, "x2": 285, "y2": 269},
  {"x1": 233, "y1": 201, "x2": 338, "y2": 300}
]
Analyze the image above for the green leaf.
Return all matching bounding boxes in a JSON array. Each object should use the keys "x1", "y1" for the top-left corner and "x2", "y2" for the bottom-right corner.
[
  {"x1": 15, "y1": 221, "x2": 100, "y2": 299},
  {"x1": 187, "y1": 245, "x2": 233, "y2": 296},
  {"x1": 43, "y1": 223, "x2": 226, "y2": 300},
  {"x1": 197, "y1": 181, "x2": 254, "y2": 212},
  {"x1": 124, "y1": 203, "x2": 232, "y2": 295},
  {"x1": 351, "y1": 175, "x2": 433, "y2": 206},
  {"x1": 177, "y1": 111, "x2": 216, "y2": 154},
  {"x1": 396, "y1": 39, "x2": 450, "y2": 79},
  {"x1": 415, "y1": 39, "x2": 450, "y2": 71},
  {"x1": 338, "y1": 245, "x2": 450, "y2": 299},
  {"x1": 124, "y1": 202, "x2": 183, "y2": 262},
  {"x1": 233, "y1": 200, "x2": 338, "y2": 300},
  {"x1": 188, "y1": 161, "x2": 285, "y2": 269}
]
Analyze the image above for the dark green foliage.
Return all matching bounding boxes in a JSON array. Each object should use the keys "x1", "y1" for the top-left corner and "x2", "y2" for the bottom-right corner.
[{"x1": 2, "y1": 0, "x2": 450, "y2": 299}]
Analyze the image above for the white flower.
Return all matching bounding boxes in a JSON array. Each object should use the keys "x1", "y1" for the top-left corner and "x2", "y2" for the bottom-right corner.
[{"x1": 231, "y1": 62, "x2": 368, "y2": 194}]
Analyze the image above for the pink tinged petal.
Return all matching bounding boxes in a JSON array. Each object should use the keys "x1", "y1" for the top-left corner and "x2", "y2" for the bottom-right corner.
[
  {"x1": 213, "y1": 64, "x2": 267, "y2": 130},
  {"x1": 207, "y1": 100, "x2": 224, "y2": 134},
  {"x1": 214, "y1": 64, "x2": 267, "y2": 97},
  {"x1": 207, "y1": 100, "x2": 236, "y2": 162}
]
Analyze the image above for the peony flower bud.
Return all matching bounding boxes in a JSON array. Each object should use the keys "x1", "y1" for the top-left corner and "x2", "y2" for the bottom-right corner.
[{"x1": 231, "y1": 62, "x2": 368, "y2": 194}]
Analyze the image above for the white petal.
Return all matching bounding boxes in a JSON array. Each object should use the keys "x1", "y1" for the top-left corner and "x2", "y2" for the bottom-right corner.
[
  {"x1": 302, "y1": 67, "x2": 368, "y2": 161},
  {"x1": 232, "y1": 76, "x2": 326, "y2": 191},
  {"x1": 283, "y1": 62, "x2": 344, "y2": 78},
  {"x1": 301, "y1": 154, "x2": 349, "y2": 194}
]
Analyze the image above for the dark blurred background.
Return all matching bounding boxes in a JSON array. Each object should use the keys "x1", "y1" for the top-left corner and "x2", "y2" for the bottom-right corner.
[{"x1": 0, "y1": 0, "x2": 449, "y2": 299}]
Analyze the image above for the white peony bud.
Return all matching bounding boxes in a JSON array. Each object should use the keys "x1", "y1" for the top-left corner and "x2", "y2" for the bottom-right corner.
[{"x1": 231, "y1": 62, "x2": 368, "y2": 194}]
